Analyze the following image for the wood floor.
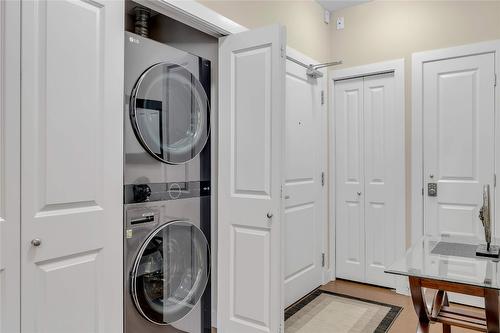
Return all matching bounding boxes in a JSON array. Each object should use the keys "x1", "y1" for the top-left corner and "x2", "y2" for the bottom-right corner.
[
  {"x1": 212, "y1": 279, "x2": 484, "y2": 332},
  {"x1": 321, "y1": 279, "x2": 479, "y2": 333}
]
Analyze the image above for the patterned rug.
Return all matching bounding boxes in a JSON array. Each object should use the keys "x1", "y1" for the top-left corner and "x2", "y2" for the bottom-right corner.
[{"x1": 285, "y1": 290, "x2": 402, "y2": 333}]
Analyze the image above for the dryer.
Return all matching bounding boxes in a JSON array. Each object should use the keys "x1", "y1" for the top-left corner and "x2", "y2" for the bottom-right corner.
[
  {"x1": 124, "y1": 31, "x2": 211, "y2": 204},
  {"x1": 124, "y1": 30, "x2": 211, "y2": 333}
]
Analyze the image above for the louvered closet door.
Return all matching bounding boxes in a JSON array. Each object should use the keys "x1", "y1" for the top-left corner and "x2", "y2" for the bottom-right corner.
[
  {"x1": 335, "y1": 78, "x2": 365, "y2": 282},
  {"x1": 21, "y1": 1, "x2": 124, "y2": 332}
]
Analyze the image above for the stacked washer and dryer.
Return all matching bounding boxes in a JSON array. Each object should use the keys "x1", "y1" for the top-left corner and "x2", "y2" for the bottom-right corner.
[{"x1": 123, "y1": 21, "x2": 212, "y2": 333}]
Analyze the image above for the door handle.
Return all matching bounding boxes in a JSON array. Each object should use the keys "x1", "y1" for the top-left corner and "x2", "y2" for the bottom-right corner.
[
  {"x1": 31, "y1": 238, "x2": 42, "y2": 247},
  {"x1": 266, "y1": 212, "x2": 273, "y2": 219}
]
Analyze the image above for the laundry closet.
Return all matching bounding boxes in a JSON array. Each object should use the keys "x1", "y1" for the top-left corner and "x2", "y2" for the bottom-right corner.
[{"x1": 0, "y1": 1, "x2": 288, "y2": 333}]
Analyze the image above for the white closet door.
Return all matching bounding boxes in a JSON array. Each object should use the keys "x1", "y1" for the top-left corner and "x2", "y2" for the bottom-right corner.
[
  {"x1": 284, "y1": 54, "x2": 325, "y2": 307},
  {"x1": 363, "y1": 73, "x2": 399, "y2": 288},
  {"x1": 21, "y1": 1, "x2": 123, "y2": 332},
  {"x1": 423, "y1": 53, "x2": 495, "y2": 238},
  {"x1": 0, "y1": 1, "x2": 20, "y2": 332},
  {"x1": 335, "y1": 78, "x2": 365, "y2": 282},
  {"x1": 218, "y1": 25, "x2": 286, "y2": 333}
]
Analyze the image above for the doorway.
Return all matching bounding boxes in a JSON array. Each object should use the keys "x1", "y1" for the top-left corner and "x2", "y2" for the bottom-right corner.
[
  {"x1": 331, "y1": 59, "x2": 405, "y2": 289},
  {"x1": 412, "y1": 41, "x2": 500, "y2": 307}
]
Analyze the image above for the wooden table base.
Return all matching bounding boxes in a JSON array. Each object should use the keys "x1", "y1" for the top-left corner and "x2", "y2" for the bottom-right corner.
[{"x1": 409, "y1": 276, "x2": 500, "y2": 333}]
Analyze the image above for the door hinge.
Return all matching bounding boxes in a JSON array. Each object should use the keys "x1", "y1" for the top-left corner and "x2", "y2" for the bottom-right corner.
[
  {"x1": 422, "y1": 187, "x2": 424, "y2": 196},
  {"x1": 321, "y1": 90, "x2": 325, "y2": 105},
  {"x1": 281, "y1": 46, "x2": 285, "y2": 59},
  {"x1": 495, "y1": 174, "x2": 497, "y2": 187},
  {"x1": 495, "y1": 73, "x2": 497, "y2": 87},
  {"x1": 321, "y1": 172, "x2": 325, "y2": 186},
  {"x1": 280, "y1": 184, "x2": 283, "y2": 199},
  {"x1": 321, "y1": 253, "x2": 325, "y2": 267}
]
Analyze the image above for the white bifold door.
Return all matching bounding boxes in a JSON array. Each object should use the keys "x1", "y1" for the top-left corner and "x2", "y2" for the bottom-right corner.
[
  {"x1": 335, "y1": 73, "x2": 404, "y2": 288},
  {"x1": 218, "y1": 25, "x2": 286, "y2": 333},
  {"x1": 0, "y1": 1, "x2": 21, "y2": 332},
  {"x1": 20, "y1": 1, "x2": 124, "y2": 332}
]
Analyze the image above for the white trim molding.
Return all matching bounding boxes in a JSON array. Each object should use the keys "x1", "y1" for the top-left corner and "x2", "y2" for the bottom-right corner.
[
  {"x1": 329, "y1": 59, "x2": 406, "y2": 291},
  {"x1": 135, "y1": 0, "x2": 246, "y2": 36},
  {"x1": 411, "y1": 40, "x2": 500, "y2": 245}
]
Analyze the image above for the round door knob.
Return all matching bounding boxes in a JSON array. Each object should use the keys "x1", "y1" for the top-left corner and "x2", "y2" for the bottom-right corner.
[
  {"x1": 357, "y1": 192, "x2": 362, "y2": 196},
  {"x1": 266, "y1": 212, "x2": 273, "y2": 219},
  {"x1": 31, "y1": 238, "x2": 42, "y2": 247},
  {"x1": 430, "y1": 174, "x2": 434, "y2": 179}
]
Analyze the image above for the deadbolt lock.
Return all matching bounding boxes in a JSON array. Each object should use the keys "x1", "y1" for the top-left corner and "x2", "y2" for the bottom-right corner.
[{"x1": 428, "y1": 183, "x2": 437, "y2": 197}]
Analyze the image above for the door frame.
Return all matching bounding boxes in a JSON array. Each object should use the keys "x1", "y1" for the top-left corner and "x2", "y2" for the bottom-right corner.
[
  {"x1": 411, "y1": 40, "x2": 500, "y2": 245},
  {"x1": 329, "y1": 59, "x2": 406, "y2": 290}
]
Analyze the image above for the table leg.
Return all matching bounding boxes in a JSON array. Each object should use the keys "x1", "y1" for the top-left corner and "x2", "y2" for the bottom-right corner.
[
  {"x1": 485, "y1": 288, "x2": 500, "y2": 333},
  {"x1": 409, "y1": 277, "x2": 430, "y2": 333},
  {"x1": 442, "y1": 292, "x2": 450, "y2": 333}
]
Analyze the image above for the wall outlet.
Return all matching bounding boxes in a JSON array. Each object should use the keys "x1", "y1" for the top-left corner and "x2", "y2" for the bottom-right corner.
[{"x1": 336, "y1": 16, "x2": 345, "y2": 30}]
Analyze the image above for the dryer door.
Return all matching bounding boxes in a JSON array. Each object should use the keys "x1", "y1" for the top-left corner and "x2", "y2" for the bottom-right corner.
[
  {"x1": 131, "y1": 221, "x2": 210, "y2": 325},
  {"x1": 130, "y1": 62, "x2": 210, "y2": 164}
]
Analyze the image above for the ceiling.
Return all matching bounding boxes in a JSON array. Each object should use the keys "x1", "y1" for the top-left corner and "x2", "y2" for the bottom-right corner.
[{"x1": 317, "y1": 0, "x2": 371, "y2": 12}]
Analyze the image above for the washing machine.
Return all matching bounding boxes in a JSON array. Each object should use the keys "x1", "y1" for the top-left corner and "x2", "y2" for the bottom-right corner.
[
  {"x1": 124, "y1": 197, "x2": 211, "y2": 333},
  {"x1": 124, "y1": 30, "x2": 211, "y2": 333}
]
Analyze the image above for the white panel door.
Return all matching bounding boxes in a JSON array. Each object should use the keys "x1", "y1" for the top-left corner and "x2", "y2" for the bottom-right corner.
[
  {"x1": 363, "y1": 73, "x2": 399, "y2": 288},
  {"x1": 0, "y1": 1, "x2": 20, "y2": 332},
  {"x1": 335, "y1": 78, "x2": 365, "y2": 282},
  {"x1": 284, "y1": 55, "x2": 325, "y2": 307},
  {"x1": 423, "y1": 53, "x2": 495, "y2": 238},
  {"x1": 21, "y1": 1, "x2": 123, "y2": 332},
  {"x1": 218, "y1": 25, "x2": 286, "y2": 333}
]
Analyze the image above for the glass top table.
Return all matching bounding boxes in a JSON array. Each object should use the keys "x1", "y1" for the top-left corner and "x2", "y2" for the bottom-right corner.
[
  {"x1": 386, "y1": 235, "x2": 500, "y2": 332},
  {"x1": 386, "y1": 234, "x2": 500, "y2": 290}
]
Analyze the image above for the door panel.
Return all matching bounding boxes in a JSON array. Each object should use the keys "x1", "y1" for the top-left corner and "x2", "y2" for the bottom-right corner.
[
  {"x1": 218, "y1": 25, "x2": 285, "y2": 333},
  {"x1": 335, "y1": 78, "x2": 365, "y2": 282},
  {"x1": 423, "y1": 53, "x2": 495, "y2": 239},
  {"x1": 0, "y1": 1, "x2": 20, "y2": 332},
  {"x1": 21, "y1": 1, "x2": 123, "y2": 332},
  {"x1": 363, "y1": 74, "x2": 397, "y2": 288},
  {"x1": 284, "y1": 56, "x2": 324, "y2": 307}
]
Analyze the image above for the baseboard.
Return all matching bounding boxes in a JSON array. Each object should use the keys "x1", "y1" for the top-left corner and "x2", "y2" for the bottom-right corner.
[{"x1": 395, "y1": 276, "x2": 409, "y2": 296}]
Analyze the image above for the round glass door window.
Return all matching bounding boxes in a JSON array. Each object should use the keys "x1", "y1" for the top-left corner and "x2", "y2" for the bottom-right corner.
[
  {"x1": 130, "y1": 62, "x2": 210, "y2": 164},
  {"x1": 131, "y1": 221, "x2": 210, "y2": 325}
]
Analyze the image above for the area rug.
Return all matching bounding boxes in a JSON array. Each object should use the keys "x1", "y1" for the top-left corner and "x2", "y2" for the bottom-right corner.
[{"x1": 285, "y1": 290, "x2": 402, "y2": 333}]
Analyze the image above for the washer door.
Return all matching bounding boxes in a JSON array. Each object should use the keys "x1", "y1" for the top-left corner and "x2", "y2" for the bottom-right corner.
[
  {"x1": 130, "y1": 62, "x2": 210, "y2": 164},
  {"x1": 131, "y1": 221, "x2": 210, "y2": 325}
]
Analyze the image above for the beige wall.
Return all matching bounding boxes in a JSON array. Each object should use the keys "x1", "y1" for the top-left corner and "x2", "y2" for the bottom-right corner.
[
  {"x1": 330, "y1": 0, "x2": 500, "y2": 246},
  {"x1": 199, "y1": 0, "x2": 500, "y2": 246},
  {"x1": 198, "y1": 0, "x2": 331, "y2": 62}
]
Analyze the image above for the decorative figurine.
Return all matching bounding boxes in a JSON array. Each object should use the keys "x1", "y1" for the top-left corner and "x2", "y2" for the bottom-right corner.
[{"x1": 476, "y1": 184, "x2": 500, "y2": 258}]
